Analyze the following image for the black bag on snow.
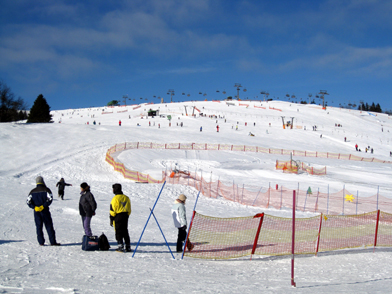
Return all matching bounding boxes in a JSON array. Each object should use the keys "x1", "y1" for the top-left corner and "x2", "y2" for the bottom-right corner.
[
  {"x1": 82, "y1": 235, "x2": 99, "y2": 251},
  {"x1": 98, "y1": 233, "x2": 110, "y2": 251}
]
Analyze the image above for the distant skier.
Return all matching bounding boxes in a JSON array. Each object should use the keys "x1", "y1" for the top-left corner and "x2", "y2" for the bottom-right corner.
[
  {"x1": 56, "y1": 178, "x2": 72, "y2": 200},
  {"x1": 216, "y1": 125, "x2": 219, "y2": 132},
  {"x1": 200, "y1": 126, "x2": 202, "y2": 132},
  {"x1": 355, "y1": 144, "x2": 358, "y2": 151},
  {"x1": 119, "y1": 120, "x2": 121, "y2": 126}
]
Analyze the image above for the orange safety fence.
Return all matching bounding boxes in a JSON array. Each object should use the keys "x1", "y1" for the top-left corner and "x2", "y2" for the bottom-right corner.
[
  {"x1": 105, "y1": 142, "x2": 392, "y2": 214},
  {"x1": 276, "y1": 160, "x2": 327, "y2": 175},
  {"x1": 184, "y1": 210, "x2": 392, "y2": 259},
  {"x1": 163, "y1": 170, "x2": 392, "y2": 215}
]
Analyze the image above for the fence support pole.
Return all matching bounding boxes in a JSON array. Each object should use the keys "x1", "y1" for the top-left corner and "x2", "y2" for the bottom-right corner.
[
  {"x1": 374, "y1": 210, "x2": 381, "y2": 253},
  {"x1": 132, "y1": 181, "x2": 166, "y2": 258},
  {"x1": 216, "y1": 176, "x2": 220, "y2": 199},
  {"x1": 327, "y1": 184, "x2": 330, "y2": 215},
  {"x1": 315, "y1": 213, "x2": 323, "y2": 256},
  {"x1": 291, "y1": 190, "x2": 296, "y2": 287},
  {"x1": 250, "y1": 213, "x2": 264, "y2": 260},
  {"x1": 209, "y1": 171, "x2": 212, "y2": 198},
  {"x1": 182, "y1": 191, "x2": 201, "y2": 259},
  {"x1": 149, "y1": 208, "x2": 175, "y2": 259},
  {"x1": 280, "y1": 185, "x2": 283, "y2": 210},
  {"x1": 314, "y1": 188, "x2": 319, "y2": 213},
  {"x1": 252, "y1": 185, "x2": 263, "y2": 206}
]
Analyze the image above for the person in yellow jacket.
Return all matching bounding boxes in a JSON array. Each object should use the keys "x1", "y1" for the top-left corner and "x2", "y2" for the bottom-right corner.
[{"x1": 110, "y1": 183, "x2": 131, "y2": 252}]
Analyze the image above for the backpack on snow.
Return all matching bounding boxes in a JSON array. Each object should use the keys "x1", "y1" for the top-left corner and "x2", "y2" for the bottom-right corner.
[
  {"x1": 98, "y1": 233, "x2": 110, "y2": 251},
  {"x1": 82, "y1": 235, "x2": 99, "y2": 251}
]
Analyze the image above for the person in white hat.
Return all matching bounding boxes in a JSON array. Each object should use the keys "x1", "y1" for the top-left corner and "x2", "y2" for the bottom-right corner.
[{"x1": 171, "y1": 194, "x2": 193, "y2": 252}]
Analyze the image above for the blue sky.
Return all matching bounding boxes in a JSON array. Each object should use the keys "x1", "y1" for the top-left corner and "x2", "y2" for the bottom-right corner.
[{"x1": 1, "y1": 0, "x2": 392, "y2": 111}]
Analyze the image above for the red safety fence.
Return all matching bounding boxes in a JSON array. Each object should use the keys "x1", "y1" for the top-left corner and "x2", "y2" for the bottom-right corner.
[
  {"x1": 184, "y1": 210, "x2": 392, "y2": 260},
  {"x1": 106, "y1": 142, "x2": 392, "y2": 214}
]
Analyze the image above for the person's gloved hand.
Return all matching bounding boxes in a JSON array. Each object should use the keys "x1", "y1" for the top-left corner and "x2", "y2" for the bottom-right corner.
[
  {"x1": 92, "y1": 212, "x2": 96, "y2": 216},
  {"x1": 34, "y1": 205, "x2": 44, "y2": 212},
  {"x1": 110, "y1": 221, "x2": 113, "y2": 227},
  {"x1": 181, "y1": 225, "x2": 187, "y2": 230}
]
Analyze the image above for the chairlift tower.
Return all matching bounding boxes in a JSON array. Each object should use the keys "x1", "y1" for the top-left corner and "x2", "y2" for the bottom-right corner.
[
  {"x1": 319, "y1": 90, "x2": 329, "y2": 108},
  {"x1": 234, "y1": 83, "x2": 242, "y2": 100},
  {"x1": 167, "y1": 89, "x2": 175, "y2": 103},
  {"x1": 123, "y1": 95, "x2": 128, "y2": 106},
  {"x1": 308, "y1": 93, "x2": 312, "y2": 104}
]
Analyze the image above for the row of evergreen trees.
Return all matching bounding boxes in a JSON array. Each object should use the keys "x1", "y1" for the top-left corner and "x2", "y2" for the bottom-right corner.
[
  {"x1": 1, "y1": 81, "x2": 52, "y2": 123},
  {"x1": 358, "y1": 102, "x2": 382, "y2": 113}
]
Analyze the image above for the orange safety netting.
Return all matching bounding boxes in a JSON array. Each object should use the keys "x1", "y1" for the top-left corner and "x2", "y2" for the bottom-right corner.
[
  {"x1": 105, "y1": 142, "x2": 392, "y2": 214},
  {"x1": 184, "y1": 210, "x2": 392, "y2": 259}
]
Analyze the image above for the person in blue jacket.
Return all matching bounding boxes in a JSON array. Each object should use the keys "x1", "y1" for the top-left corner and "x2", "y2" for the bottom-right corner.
[{"x1": 26, "y1": 176, "x2": 60, "y2": 246}]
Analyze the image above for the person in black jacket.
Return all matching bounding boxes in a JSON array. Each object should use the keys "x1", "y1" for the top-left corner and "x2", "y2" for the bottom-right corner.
[
  {"x1": 56, "y1": 178, "x2": 72, "y2": 200},
  {"x1": 79, "y1": 182, "x2": 97, "y2": 236},
  {"x1": 26, "y1": 176, "x2": 60, "y2": 246}
]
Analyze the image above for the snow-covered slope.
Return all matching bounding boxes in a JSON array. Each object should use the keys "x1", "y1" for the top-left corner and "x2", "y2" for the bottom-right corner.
[{"x1": 1, "y1": 100, "x2": 392, "y2": 293}]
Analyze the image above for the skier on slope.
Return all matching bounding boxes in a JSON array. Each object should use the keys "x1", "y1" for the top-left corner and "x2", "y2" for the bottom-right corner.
[{"x1": 56, "y1": 177, "x2": 72, "y2": 200}]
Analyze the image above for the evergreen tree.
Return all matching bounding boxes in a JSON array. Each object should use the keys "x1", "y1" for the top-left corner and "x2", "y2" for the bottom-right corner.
[
  {"x1": 27, "y1": 94, "x2": 52, "y2": 123},
  {"x1": 107, "y1": 100, "x2": 119, "y2": 106},
  {"x1": 0, "y1": 80, "x2": 27, "y2": 122}
]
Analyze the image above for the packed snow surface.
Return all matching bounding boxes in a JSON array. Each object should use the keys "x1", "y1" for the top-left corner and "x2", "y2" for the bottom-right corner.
[{"x1": 1, "y1": 100, "x2": 392, "y2": 293}]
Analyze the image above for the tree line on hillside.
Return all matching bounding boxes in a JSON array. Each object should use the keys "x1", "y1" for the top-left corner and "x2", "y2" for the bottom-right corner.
[
  {"x1": 1, "y1": 80, "x2": 52, "y2": 123},
  {"x1": 358, "y1": 102, "x2": 382, "y2": 113},
  {"x1": 1, "y1": 79, "x2": 391, "y2": 122}
]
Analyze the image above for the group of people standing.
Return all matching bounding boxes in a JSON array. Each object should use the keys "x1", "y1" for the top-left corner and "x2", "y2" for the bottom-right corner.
[
  {"x1": 26, "y1": 176, "x2": 132, "y2": 253},
  {"x1": 27, "y1": 176, "x2": 192, "y2": 253}
]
